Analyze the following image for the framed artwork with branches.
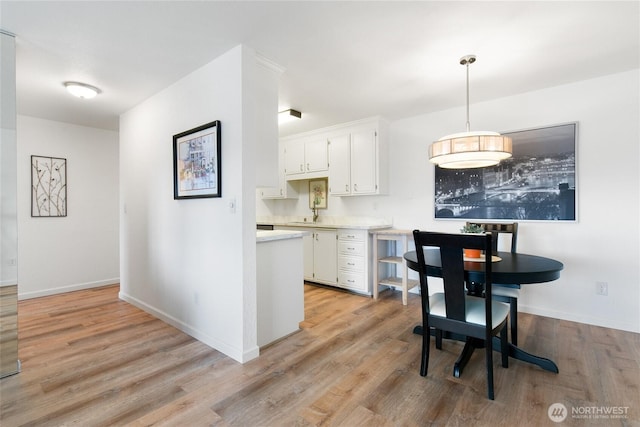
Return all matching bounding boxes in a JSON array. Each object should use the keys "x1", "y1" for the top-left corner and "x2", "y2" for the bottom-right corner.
[{"x1": 31, "y1": 155, "x2": 67, "y2": 217}]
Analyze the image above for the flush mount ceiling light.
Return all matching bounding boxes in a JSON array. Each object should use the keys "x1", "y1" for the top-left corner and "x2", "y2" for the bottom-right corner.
[
  {"x1": 278, "y1": 109, "x2": 302, "y2": 124},
  {"x1": 64, "y1": 81, "x2": 100, "y2": 99},
  {"x1": 428, "y1": 55, "x2": 512, "y2": 169}
]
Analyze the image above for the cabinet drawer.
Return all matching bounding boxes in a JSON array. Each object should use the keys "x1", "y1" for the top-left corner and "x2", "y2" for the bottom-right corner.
[
  {"x1": 338, "y1": 271, "x2": 366, "y2": 292},
  {"x1": 338, "y1": 230, "x2": 365, "y2": 241},
  {"x1": 338, "y1": 255, "x2": 364, "y2": 272},
  {"x1": 338, "y1": 241, "x2": 364, "y2": 256}
]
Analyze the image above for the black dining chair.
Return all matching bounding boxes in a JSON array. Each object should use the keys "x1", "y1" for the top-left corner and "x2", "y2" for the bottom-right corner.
[
  {"x1": 466, "y1": 222, "x2": 520, "y2": 345},
  {"x1": 413, "y1": 230, "x2": 509, "y2": 400}
]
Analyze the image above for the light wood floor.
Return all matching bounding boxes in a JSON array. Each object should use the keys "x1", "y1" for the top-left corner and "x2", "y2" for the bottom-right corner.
[{"x1": 1, "y1": 284, "x2": 638, "y2": 426}]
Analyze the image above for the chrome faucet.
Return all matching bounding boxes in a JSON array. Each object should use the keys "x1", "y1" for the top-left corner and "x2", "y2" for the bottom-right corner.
[{"x1": 311, "y1": 201, "x2": 319, "y2": 223}]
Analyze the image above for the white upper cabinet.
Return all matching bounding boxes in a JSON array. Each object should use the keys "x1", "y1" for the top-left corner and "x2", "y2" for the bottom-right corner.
[
  {"x1": 328, "y1": 118, "x2": 388, "y2": 196},
  {"x1": 304, "y1": 138, "x2": 330, "y2": 173},
  {"x1": 327, "y1": 133, "x2": 351, "y2": 195},
  {"x1": 259, "y1": 142, "x2": 298, "y2": 199},
  {"x1": 349, "y1": 127, "x2": 378, "y2": 195},
  {"x1": 284, "y1": 138, "x2": 306, "y2": 176},
  {"x1": 283, "y1": 137, "x2": 329, "y2": 180},
  {"x1": 281, "y1": 116, "x2": 387, "y2": 194}
]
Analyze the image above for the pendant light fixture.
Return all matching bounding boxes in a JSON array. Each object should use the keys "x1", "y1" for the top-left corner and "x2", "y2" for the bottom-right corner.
[{"x1": 429, "y1": 55, "x2": 512, "y2": 169}]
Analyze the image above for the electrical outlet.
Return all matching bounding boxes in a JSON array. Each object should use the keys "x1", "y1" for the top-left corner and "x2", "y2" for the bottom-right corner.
[{"x1": 596, "y1": 281, "x2": 608, "y2": 296}]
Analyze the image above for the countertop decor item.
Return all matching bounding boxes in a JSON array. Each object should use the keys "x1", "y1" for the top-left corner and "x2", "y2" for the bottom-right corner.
[{"x1": 460, "y1": 223, "x2": 484, "y2": 258}]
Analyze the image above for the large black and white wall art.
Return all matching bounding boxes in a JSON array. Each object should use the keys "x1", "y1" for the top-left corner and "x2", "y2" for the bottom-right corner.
[{"x1": 434, "y1": 122, "x2": 577, "y2": 221}]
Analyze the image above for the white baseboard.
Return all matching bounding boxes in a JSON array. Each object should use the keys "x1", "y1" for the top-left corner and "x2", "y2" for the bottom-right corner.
[
  {"x1": 118, "y1": 291, "x2": 259, "y2": 364},
  {"x1": 519, "y1": 304, "x2": 640, "y2": 334},
  {"x1": 18, "y1": 278, "x2": 120, "y2": 300}
]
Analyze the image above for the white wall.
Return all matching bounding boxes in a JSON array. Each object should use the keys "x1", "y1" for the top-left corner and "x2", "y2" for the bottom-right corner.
[
  {"x1": 120, "y1": 45, "x2": 278, "y2": 363},
  {"x1": 259, "y1": 69, "x2": 640, "y2": 333},
  {"x1": 16, "y1": 116, "x2": 119, "y2": 298}
]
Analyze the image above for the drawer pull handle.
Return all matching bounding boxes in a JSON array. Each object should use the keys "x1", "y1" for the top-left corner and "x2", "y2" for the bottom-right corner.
[
  {"x1": 347, "y1": 279, "x2": 355, "y2": 283},
  {"x1": 347, "y1": 262, "x2": 355, "y2": 266}
]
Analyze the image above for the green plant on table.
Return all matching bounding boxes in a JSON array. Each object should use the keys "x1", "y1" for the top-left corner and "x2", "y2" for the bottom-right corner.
[{"x1": 460, "y1": 223, "x2": 484, "y2": 234}]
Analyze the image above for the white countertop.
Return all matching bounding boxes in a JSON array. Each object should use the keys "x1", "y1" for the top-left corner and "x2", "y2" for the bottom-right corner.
[
  {"x1": 256, "y1": 229, "x2": 309, "y2": 242},
  {"x1": 257, "y1": 215, "x2": 392, "y2": 230}
]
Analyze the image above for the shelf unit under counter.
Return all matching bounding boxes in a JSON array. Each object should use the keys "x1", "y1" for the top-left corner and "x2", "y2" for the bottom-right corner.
[{"x1": 371, "y1": 229, "x2": 419, "y2": 305}]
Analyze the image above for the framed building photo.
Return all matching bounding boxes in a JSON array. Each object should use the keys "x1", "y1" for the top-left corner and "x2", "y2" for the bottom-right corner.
[
  {"x1": 434, "y1": 122, "x2": 577, "y2": 221},
  {"x1": 309, "y1": 178, "x2": 328, "y2": 209},
  {"x1": 173, "y1": 120, "x2": 221, "y2": 199},
  {"x1": 31, "y1": 155, "x2": 67, "y2": 217}
]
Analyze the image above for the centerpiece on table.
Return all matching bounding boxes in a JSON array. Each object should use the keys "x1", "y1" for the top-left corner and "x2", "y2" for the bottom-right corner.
[{"x1": 460, "y1": 223, "x2": 485, "y2": 258}]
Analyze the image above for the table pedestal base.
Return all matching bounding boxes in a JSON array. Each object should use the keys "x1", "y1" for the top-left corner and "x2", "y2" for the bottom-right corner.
[{"x1": 412, "y1": 325, "x2": 559, "y2": 376}]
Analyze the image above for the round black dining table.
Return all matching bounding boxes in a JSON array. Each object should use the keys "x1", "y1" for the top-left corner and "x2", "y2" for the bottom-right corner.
[
  {"x1": 404, "y1": 248, "x2": 563, "y2": 375},
  {"x1": 404, "y1": 249, "x2": 563, "y2": 286}
]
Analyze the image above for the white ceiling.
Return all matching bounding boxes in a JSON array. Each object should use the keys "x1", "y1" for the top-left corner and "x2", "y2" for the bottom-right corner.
[{"x1": 1, "y1": 1, "x2": 638, "y2": 137}]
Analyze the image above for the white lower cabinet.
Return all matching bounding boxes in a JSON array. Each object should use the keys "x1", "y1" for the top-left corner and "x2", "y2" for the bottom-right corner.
[
  {"x1": 302, "y1": 229, "x2": 337, "y2": 285},
  {"x1": 276, "y1": 226, "x2": 374, "y2": 295},
  {"x1": 337, "y1": 230, "x2": 369, "y2": 294}
]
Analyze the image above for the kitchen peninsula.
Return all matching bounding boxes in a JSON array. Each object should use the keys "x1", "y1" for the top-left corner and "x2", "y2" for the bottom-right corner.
[
  {"x1": 256, "y1": 229, "x2": 308, "y2": 347},
  {"x1": 258, "y1": 216, "x2": 392, "y2": 295}
]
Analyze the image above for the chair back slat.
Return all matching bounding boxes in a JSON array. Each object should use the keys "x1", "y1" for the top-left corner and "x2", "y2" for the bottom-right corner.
[
  {"x1": 439, "y1": 245, "x2": 467, "y2": 321},
  {"x1": 466, "y1": 222, "x2": 518, "y2": 254}
]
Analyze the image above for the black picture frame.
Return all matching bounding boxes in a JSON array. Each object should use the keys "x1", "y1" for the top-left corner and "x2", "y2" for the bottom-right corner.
[
  {"x1": 173, "y1": 120, "x2": 221, "y2": 200},
  {"x1": 434, "y1": 122, "x2": 577, "y2": 221}
]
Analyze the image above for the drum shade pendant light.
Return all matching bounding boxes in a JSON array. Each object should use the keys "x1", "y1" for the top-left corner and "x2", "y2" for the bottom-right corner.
[{"x1": 429, "y1": 55, "x2": 512, "y2": 169}]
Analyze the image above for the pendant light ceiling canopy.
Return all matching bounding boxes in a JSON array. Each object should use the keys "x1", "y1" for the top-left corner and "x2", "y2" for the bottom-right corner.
[{"x1": 428, "y1": 55, "x2": 512, "y2": 169}]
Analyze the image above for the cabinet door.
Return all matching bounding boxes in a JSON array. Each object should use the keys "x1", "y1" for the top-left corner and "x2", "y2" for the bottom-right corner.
[
  {"x1": 284, "y1": 139, "x2": 305, "y2": 176},
  {"x1": 303, "y1": 232, "x2": 314, "y2": 281},
  {"x1": 328, "y1": 134, "x2": 351, "y2": 196},
  {"x1": 350, "y1": 128, "x2": 378, "y2": 194},
  {"x1": 313, "y1": 229, "x2": 337, "y2": 284},
  {"x1": 261, "y1": 145, "x2": 299, "y2": 199},
  {"x1": 260, "y1": 163, "x2": 285, "y2": 198},
  {"x1": 305, "y1": 138, "x2": 329, "y2": 173}
]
